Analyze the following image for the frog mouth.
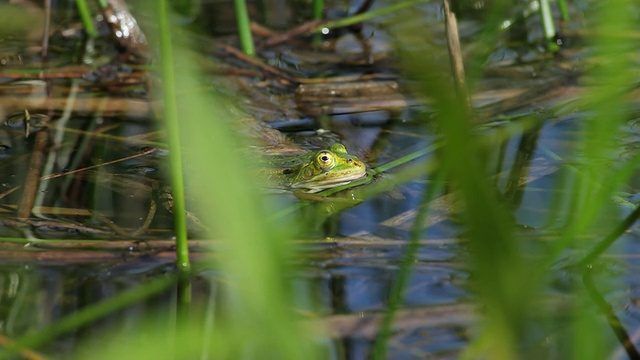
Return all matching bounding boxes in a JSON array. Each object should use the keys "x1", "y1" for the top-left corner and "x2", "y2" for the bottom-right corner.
[{"x1": 291, "y1": 170, "x2": 367, "y2": 193}]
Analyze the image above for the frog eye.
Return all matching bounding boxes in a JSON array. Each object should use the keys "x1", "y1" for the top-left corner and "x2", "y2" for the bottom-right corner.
[{"x1": 316, "y1": 151, "x2": 335, "y2": 170}]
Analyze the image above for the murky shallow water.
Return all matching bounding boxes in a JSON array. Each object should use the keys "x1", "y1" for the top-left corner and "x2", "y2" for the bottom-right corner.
[{"x1": 1, "y1": 0, "x2": 640, "y2": 358}]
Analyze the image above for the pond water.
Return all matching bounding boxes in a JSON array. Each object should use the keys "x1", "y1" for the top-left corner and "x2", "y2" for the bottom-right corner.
[{"x1": 1, "y1": 0, "x2": 640, "y2": 358}]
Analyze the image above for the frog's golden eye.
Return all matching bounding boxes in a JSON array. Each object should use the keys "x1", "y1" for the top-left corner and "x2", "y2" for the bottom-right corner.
[{"x1": 316, "y1": 151, "x2": 335, "y2": 170}]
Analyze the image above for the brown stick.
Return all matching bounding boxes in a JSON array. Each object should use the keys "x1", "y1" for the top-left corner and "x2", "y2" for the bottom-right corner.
[
  {"x1": 17, "y1": 129, "x2": 48, "y2": 219},
  {"x1": 0, "y1": 97, "x2": 150, "y2": 117},
  {"x1": 216, "y1": 43, "x2": 299, "y2": 84},
  {"x1": 443, "y1": 0, "x2": 468, "y2": 103},
  {"x1": 261, "y1": 19, "x2": 324, "y2": 48},
  {"x1": 41, "y1": 147, "x2": 158, "y2": 180},
  {"x1": 41, "y1": 0, "x2": 51, "y2": 58}
]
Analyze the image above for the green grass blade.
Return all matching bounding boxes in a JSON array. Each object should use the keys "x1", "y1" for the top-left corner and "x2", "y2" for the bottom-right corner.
[
  {"x1": 156, "y1": 0, "x2": 191, "y2": 276},
  {"x1": 538, "y1": 0, "x2": 559, "y2": 51},
  {"x1": 558, "y1": 0, "x2": 570, "y2": 20},
  {"x1": 234, "y1": 0, "x2": 255, "y2": 56},
  {"x1": 0, "y1": 276, "x2": 175, "y2": 359},
  {"x1": 152, "y1": 24, "x2": 316, "y2": 360},
  {"x1": 75, "y1": 0, "x2": 98, "y2": 39},
  {"x1": 313, "y1": 0, "x2": 323, "y2": 21}
]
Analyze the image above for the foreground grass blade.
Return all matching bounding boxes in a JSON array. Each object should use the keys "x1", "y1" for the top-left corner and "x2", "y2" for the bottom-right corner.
[
  {"x1": 0, "y1": 276, "x2": 175, "y2": 359},
  {"x1": 107, "y1": 4, "x2": 315, "y2": 357},
  {"x1": 391, "y1": 3, "x2": 537, "y2": 357},
  {"x1": 563, "y1": 3, "x2": 635, "y2": 356}
]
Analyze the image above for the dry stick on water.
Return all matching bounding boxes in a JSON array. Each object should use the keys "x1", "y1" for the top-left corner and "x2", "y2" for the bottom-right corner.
[
  {"x1": 249, "y1": 22, "x2": 279, "y2": 38},
  {"x1": 17, "y1": 124, "x2": 49, "y2": 220},
  {"x1": 41, "y1": 0, "x2": 51, "y2": 58},
  {"x1": 216, "y1": 42, "x2": 299, "y2": 84},
  {"x1": 261, "y1": 20, "x2": 324, "y2": 48},
  {"x1": 41, "y1": 147, "x2": 158, "y2": 180},
  {"x1": 0, "y1": 148, "x2": 157, "y2": 206},
  {"x1": 218, "y1": 41, "x2": 393, "y2": 85},
  {"x1": 443, "y1": 0, "x2": 469, "y2": 108}
]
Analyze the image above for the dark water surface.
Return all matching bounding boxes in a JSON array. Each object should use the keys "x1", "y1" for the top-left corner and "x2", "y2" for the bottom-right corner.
[{"x1": 1, "y1": 0, "x2": 640, "y2": 358}]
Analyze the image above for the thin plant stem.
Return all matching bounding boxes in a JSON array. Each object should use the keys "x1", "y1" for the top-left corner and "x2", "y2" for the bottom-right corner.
[
  {"x1": 75, "y1": 0, "x2": 98, "y2": 39},
  {"x1": 538, "y1": 0, "x2": 559, "y2": 51},
  {"x1": 42, "y1": 0, "x2": 51, "y2": 57},
  {"x1": 156, "y1": 0, "x2": 191, "y2": 276},
  {"x1": 312, "y1": 0, "x2": 323, "y2": 21},
  {"x1": 373, "y1": 145, "x2": 435, "y2": 174},
  {"x1": 234, "y1": 0, "x2": 255, "y2": 56},
  {"x1": 312, "y1": 0, "x2": 323, "y2": 43},
  {"x1": 583, "y1": 270, "x2": 640, "y2": 359},
  {"x1": 558, "y1": 0, "x2": 570, "y2": 20},
  {"x1": 576, "y1": 204, "x2": 640, "y2": 268}
]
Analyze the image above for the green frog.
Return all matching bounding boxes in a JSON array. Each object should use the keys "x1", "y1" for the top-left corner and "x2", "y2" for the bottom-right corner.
[
  {"x1": 258, "y1": 143, "x2": 367, "y2": 193},
  {"x1": 156, "y1": 143, "x2": 366, "y2": 228}
]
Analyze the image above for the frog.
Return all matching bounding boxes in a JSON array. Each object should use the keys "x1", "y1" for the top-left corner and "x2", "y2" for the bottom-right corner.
[
  {"x1": 257, "y1": 143, "x2": 367, "y2": 193},
  {"x1": 155, "y1": 143, "x2": 366, "y2": 228}
]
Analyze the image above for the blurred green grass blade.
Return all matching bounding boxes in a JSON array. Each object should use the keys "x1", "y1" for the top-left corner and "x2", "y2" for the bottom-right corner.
[
  {"x1": 234, "y1": 0, "x2": 255, "y2": 56},
  {"x1": 558, "y1": 0, "x2": 570, "y2": 20},
  {"x1": 557, "y1": 0, "x2": 635, "y2": 252},
  {"x1": 159, "y1": 27, "x2": 316, "y2": 360},
  {"x1": 390, "y1": 5, "x2": 538, "y2": 358},
  {"x1": 537, "y1": 1, "x2": 636, "y2": 358},
  {"x1": 0, "y1": 276, "x2": 175, "y2": 359}
]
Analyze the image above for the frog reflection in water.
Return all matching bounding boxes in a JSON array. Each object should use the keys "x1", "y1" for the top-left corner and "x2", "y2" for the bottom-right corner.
[{"x1": 258, "y1": 143, "x2": 367, "y2": 193}]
